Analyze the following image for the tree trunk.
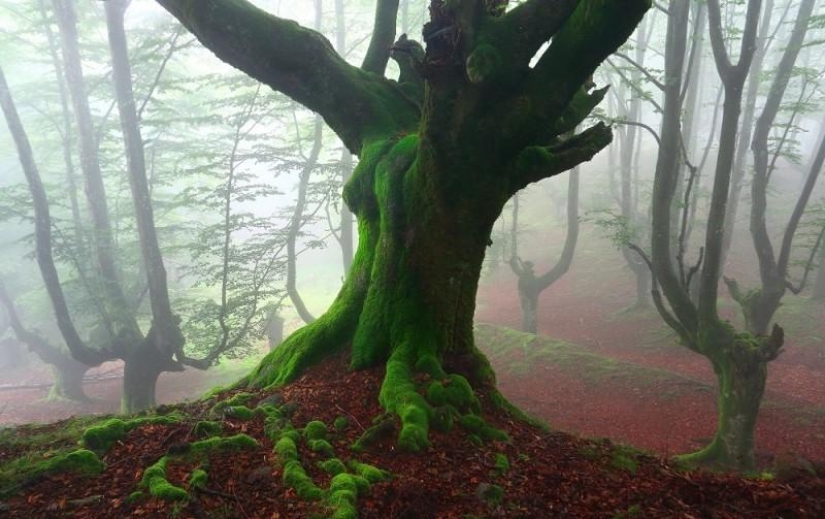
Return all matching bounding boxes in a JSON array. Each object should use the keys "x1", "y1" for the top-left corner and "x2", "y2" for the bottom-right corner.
[
  {"x1": 814, "y1": 245, "x2": 825, "y2": 301},
  {"x1": 122, "y1": 343, "x2": 165, "y2": 412},
  {"x1": 49, "y1": 358, "x2": 90, "y2": 402},
  {"x1": 519, "y1": 291, "x2": 539, "y2": 334},
  {"x1": 680, "y1": 325, "x2": 777, "y2": 471},
  {"x1": 249, "y1": 136, "x2": 503, "y2": 450}
]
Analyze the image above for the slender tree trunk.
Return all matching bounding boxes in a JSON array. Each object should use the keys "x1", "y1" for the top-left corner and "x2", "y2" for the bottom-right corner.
[
  {"x1": 814, "y1": 245, "x2": 825, "y2": 301},
  {"x1": 720, "y1": 0, "x2": 773, "y2": 267},
  {"x1": 738, "y1": 0, "x2": 817, "y2": 335},
  {"x1": 52, "y1": 0, "x2": 133, "y2": 321},
  {"x1": 49, "y1": 358, "x2": 90, "y2": 402}
]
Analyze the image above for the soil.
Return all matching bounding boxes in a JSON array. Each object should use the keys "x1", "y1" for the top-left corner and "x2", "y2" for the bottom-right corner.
[{"x1": 1, "y1": 352, "x2": 823, "y2": 518}]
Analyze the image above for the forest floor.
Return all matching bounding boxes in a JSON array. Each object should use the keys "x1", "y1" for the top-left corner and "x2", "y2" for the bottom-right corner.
[
  {"x1": 0, "y1": 350, "x2": 823, "y2": 518},
  {"x1": 0, "y1": 225, "x2": 823, "y2": 516}
]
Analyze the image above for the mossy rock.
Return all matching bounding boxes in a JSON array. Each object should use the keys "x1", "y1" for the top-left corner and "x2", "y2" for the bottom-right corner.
[
  {"x1": 189, "y1": 468, "x2": 208, "y2": 489},
  {"x1": 475, "y1": 482, "x2": 503, "y2": 507},
  {"x1": 333, "y1": 416, "x2": 348, "y2": 432},
  {"x1": 189, "y1": 434, "x2": 258, "y2": 457},
  {"x1": 458, "y1": 414, "x2": 509, "y2": 442},
  {"x1": 222, "y1": 405, "x2": 256, "y2": 421},
  {"x1": 348, "y1": 460, "x2": 391, "y2": 483},
  {"x1": 193, "y1": 421, "x2": 223, "y2": 439},
  {"x1": 43, "y1": 449, "x2": 104, "y2": 476},
  {"x1": 318, "y1": 458, "x2": 347, "y2": 476},
  {"x1": 304, "y1": 420, "x2": 329, "y2": 441},
  {"x1": 282, "y1": 460, "x2": 322, "y2": 500},
  {"x1": 81, "y1": 418, "x2": 128, "y2": 451},
  {"x1": 141, "y1": 457, "x2": 188, "y2": 502},
  {"x1": 494, "y1": 453, "x2": 509, "y2": 474},
  {"x1": 308, "y1": 439, "x2": 334, "y2": 456},
  {"x1": 275, "y1": 436, "x2": 298, "y2": 463}
]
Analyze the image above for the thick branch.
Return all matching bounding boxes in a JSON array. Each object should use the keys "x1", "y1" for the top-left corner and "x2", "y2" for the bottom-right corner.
[
  {"x1": 155, "y1": 0, "x2": 419, "y2": 153},
  {"x1": 525, "y1": 0, "x2": 650, "y2": 127},
  {"x1": 495, "y1": 0, "x2": 577, "y2": 67},
  {"x1": 536, "y1": 168, "x2": 579, "y2": 289},
  {"x1": 507, "y1": 123, "x2": 612, "y2": 194},
  {"x1": 361, "y1": 0, "x2": 399, "y2": 75}
]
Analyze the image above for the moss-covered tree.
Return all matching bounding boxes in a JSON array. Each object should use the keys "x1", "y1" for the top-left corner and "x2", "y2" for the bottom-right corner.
[{"x1": 156, "y1": 0, "x2": 648, "y2": 450}]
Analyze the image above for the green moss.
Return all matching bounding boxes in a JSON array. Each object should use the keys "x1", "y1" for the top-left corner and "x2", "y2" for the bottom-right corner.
[
  {"x1": 466, "y1": 43, "x2": 503, "y2": 84},
  {"x1": 426, "y1": 374, "x2": 480, "y2": 413},
  {"x1": 327, "y1": 473, "x2": 359, "y2": 519},
  {"x1": 282, "y1": 460, "x2": 322, "y2": 500},
  {"x1": 190, "y1": 434, "x2": 258, "y2": 456},
  {"x1": 189, "y1": 468, "x2": 208, "y2": 489},
  {"x1": 141, "y1": 457, "x2": 188, "y2": 502},
  {"x1": 193, "y1": 421, "x2": 223, "y2": 439},
  {"x1": 429, "y1": 405, "x2": 456, "y2": 433},
  {"x1": 610, "y1": 446, "x2": 640, "y2": 474},
  {"x1": 304, "y1": 420, "x2": 329, "y2": 441},
  {"x1": 275, "y1": 436, "x2": 298, "y2": 462},
  {"x1": 308, "y1": 439, "x2": 334, "y2": 456},
  {"x1": 318, "y1": 458, "x2": 347, "y2": 475},
  {"x1": 414, "y1": 354, "x2": 446, "y2": 379},
  {"x1": 44, "y1": 449, "x2": 104, "y2": 475},
  {"x1": 494, "y1": 453, "x2": 509, "y2": 474},
  {"x1": 458, "y1": 414, "x2": 509, "y2": 442},
  {"x1": 81, "y1": 418, "x2": 128, "y2": 451},
  {"x1": 333, "y1": 416, "x2": 348, "y2": 432},
  {"x1": 222, "y1": 405, "x2": 256, "y2": 421},
  {"x1": 82, "y1": 414, "x2": 184, "y2": 452},
  {"x1": 126, "y1": 491, "x2": 145, "y2": 504},
  {"x1": 348, "y1": 460, "x2": 391, "y2": 483},
  {"x1": 477, "y1": 483, "x2": 504, "y2": 507},
  {"x1": 351, "y1": 415, "x2": 396, "y2": 451}
]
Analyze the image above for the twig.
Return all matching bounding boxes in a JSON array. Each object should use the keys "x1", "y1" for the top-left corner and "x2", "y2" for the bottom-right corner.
[{"x1": 334, "y1": 403, "x2": 365, "y2": 433}]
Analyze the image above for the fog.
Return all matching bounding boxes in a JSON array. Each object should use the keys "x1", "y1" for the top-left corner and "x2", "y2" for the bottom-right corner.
[{"x1": 0, "y1": 0, "x2": 823, "y2": 473}]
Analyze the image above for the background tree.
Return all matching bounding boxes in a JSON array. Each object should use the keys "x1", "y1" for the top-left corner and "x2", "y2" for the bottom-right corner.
[
  {"x1": 509, "y1": 166, "x2": 579, "y2": 333},
  {"x1": 643, "y1": 0, "x2": 785, "y2": 470}
]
